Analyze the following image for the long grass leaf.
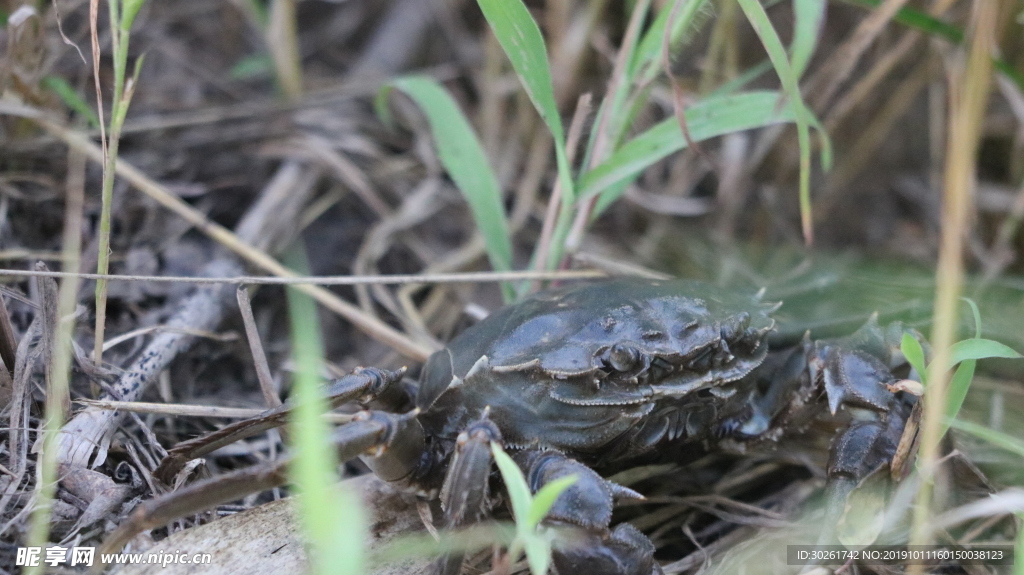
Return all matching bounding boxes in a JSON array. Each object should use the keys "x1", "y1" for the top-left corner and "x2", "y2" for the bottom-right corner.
[
  {"x1": 632, "y1": 0, "x2": 711, "y2": 84},
  {"x1": 476, "y1": 0, "x2": 562, "y2": 144},
  {"x1": 476, "y1": 0, "x2": 573, "y2": 202},
  {"x1": 580, "y1": 91, "x2": 797, "y2": 204},
  {"x1": 948, "y1": 419, "x2": 1024, "y2": 458},
  {"x1": 948, "y1": 338, "x2": 1022, "y2": 368},
  {"x1": 42, "y1": 76, "x2": 101, "y2": 128},
  {"x1": 790, "y1": 0, "x2": 827, "y2": 79},
  {"x1": 581, "y1": 0, "x2": 651, "y2": 172},
  {"x1": 736, "y1": 0, "x2": 825, "y2": 243},
  {"x1": 524, "y1": 537, "x2": 552, "y2": 575},
  {"x1": 942, "y1": 359, "x2": 975, "y2": 432},
  {"x1": 707, "y1": 59, "x2": 775, "y2": 97},
  {"x1": 383, "y1": 76, "x2": 513, "y2": 284},
  {"x1": 595, "y1": 0, "x2": 712, "y2": 169},
  {"x1": 901, "y1": 333, "x2": 927, "y2": 385},
  {"x1": 528, "y1": 475, "x2": 577, "y2": 529},
  {"x1": 492, "y1": 443, "x2": 533, "y2": 526},
  {"x1": 285, "y1": 247, "x2": 364, "y2": 575},
  {"x1": 963, "y1": 297, "x2": 983, "y2": 338},
  {"x1": 121, "y1": 0, "x2": 146, "y2": 32}
]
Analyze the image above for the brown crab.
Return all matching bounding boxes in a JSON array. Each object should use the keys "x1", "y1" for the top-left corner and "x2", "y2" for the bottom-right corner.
[{"x1": 99, "y1": 278, "x2": 921, "y2": 574}]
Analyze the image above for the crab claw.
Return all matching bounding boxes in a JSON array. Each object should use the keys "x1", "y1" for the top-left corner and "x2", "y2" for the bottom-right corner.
[
  {"x1": 440, "y1": 411, "x2": 501, "y2": 525},
  {"x1": 512, "y1": 450, "x2": 661, "y2": 575},
  {"x1": 553, "y1": 523, "x2": 663, "y2": 575},
  {"x1": 808, "y1": 317, "x2": 914, "y2": 416},
  {"x1": 432, "y1": 410, "x2": 502, "y2": 575},
  {"x1": 812, "y1": 345, "x2": 896, "y2": 415}
]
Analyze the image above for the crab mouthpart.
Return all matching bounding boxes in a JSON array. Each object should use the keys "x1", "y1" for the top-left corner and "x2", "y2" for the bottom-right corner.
[
  {"x1": 651, "y1": 338, "x2": 770, "y2": 398},
  {"x1": 549, "y1": 383, "x2": 653, "y2": 406}
]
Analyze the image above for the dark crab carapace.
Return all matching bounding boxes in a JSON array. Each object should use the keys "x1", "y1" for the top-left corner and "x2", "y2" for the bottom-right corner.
[{"x1": 110, "y1": 279, "x2": 921, "y2": 575}]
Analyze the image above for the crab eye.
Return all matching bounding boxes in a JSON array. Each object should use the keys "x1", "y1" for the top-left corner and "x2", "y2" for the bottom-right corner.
[{"x1": 607, "y1": 343, "x2": 640, "y2": 372}]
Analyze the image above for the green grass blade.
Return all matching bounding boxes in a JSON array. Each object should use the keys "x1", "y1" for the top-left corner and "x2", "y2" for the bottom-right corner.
[
  {"x1": 841, "y1": 0, "x2": 962, "y2": 42},
  {"x1": 476, "y1": 0, "x2": 573, "y2": 203},
  {"x1": 121, "y1": 0, "x2": 147, "y2": 32},
  {"x1": 491, "y1": 442, "x2": 533, "y2": 528},
  {"x1": 736, "y1": 0, "x2": 825, "y2": 243},
  {"x1": 707, "y1": 59, "x2": 775, "y2": 97},
  {"x1": 790, "y1": 0, "x2": 827, "y2": 79},
  {"x1": 948, "y1": 338, "x2": 1022, "y2": 368},
  {"x1": 586, "y1": 0, "x2": 712, "y2": 177},
  {"x1": 948, "y1": 418, "x2": 1024, "y2": 458},
  {"x1": 579, "y1": 91, "x2": 798, "y2": 204},
  {"x1": 900, "y1": 333, "x2": 927, "y2": 385},
  {"x1": 476, "y1": 0, "x2": 562, "y2": 144},
  {"x1": 527, "y1": 475, "x2": 577, "y2": 529},
  {"x1": 962, "y1": 297, "x2": 983, "y2": 338},
  {"x1": 734, "y1": 0, "x2": 800, "y2": 103},
  {"x1": 943, "y1": 359, "x2": 976, "y2": 431},
  {"x1": 382, "y1": 76, "x2": 513, "y2": 290},
  {"x1": 596, "y1": 0, "x2": 710, "y2": 167},
  {"x1": 41, "y1": 76, "x2": 100, "y2": 128},
  {"x1": 524, "y1": 536, "x2": 552, "y2": 575},
  {"x1": 284, "y1": 246, "x2": 364, "y2": 575},
  {"x1": 580, "y1": 0, "x2": 651, "y2": 172},
  {"x1": 632, "y1": 0, "x2": 710, "y2": 84}
]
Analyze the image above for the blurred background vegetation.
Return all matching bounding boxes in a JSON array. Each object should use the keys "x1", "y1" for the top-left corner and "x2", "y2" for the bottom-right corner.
[{"x1": 2, "y1": 0, "x2": 1024, "y2": 573}]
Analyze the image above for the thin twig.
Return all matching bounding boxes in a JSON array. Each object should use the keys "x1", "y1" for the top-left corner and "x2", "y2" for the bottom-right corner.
[
  {"x1": 33, "y1": 119, "x2": 435, "y2": 362},
  {"x1": 0, "y1": 267, "x2": 609, "y2": 285},
  {"x1": 102, "y1": 325, "x2": 237, "y2": 353},
  {"x1": 76, "y1": 399, "x2": 355, "y2": 423},
  {"x1": 0, "y1": 290, "x2": 17, "y2": 377},
  {"x1": 237, "y1": 286, "x2": 281, "y2": 409}
]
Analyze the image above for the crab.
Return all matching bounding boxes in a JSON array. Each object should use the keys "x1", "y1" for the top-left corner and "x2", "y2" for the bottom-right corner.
[{"x1": 99, "y1": 278, "x2": 922, "y2": 574}]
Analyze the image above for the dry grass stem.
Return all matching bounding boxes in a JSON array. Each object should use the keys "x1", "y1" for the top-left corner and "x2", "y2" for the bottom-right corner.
[
  {"x1": 534, "y1": 93, "x2": 592, "y2": 273},
  {"x1": 0, "y1": 267, "x2": 610, "y2": 286},
  {"x1": 237, "y1": 286, "x2": 282, "y2": 409},
  {"x1": 821, "y1": 63, "x2": 931, "y2": 200},
  {"x1": 267, "y1": 0, "x2": 303, "y2": 101},
  {"x1": 807, "y1": 0, "x2": 913, "y2": 112},
  {"x1": 76, "y1": 399, "x2": 356, "y2": 423},
  {"x1": 35, "y1": 119, "x2": 434, "y2": 362},
  {"x1": 23, "y1": 146, "x2": 86, "y2": 570},
  {"x1": 908, "y1": 0, "x2": 1002, "y2": 561}
]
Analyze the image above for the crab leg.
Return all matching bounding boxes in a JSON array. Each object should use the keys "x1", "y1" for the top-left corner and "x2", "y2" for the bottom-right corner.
[
  {"x1": 99, "y1": 408, "x2": 422, "y2": 561},
  {"x1": 432, "y1": 412, "x2": 502, "y2": 575},
  {"x1": 512, "y1": 450, "x2": 660, "y2": 575},
  {"x1": 737, "y1": 317, "x2": 923, "y2": 541},
  {"x1": 154, "y1": 367, "x2": 405, "y2": 482},
  {"x1": 804, "y1": 319, "x2": 923, "y2": 532},
  {"x1": 822, "y1": 397, "x2": 915, "y2": 515}
]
